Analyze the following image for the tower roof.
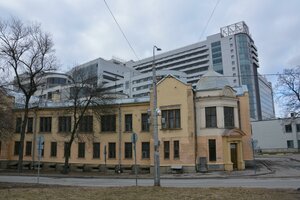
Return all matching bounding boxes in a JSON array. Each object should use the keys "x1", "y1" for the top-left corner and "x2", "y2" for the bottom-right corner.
[{"x1": 196, "y1": 69, "x2": 230, "y2": 91}]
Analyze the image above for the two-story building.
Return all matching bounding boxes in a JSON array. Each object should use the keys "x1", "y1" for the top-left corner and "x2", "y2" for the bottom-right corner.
[{"x1": 0, "y1": 71, "x2": 253, "y2": 173}]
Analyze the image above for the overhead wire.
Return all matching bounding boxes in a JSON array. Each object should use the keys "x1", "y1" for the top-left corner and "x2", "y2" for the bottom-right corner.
[
  {"x1": 199, "y1": 0, "x2": 221, "y2": 41},
  {"x1": 103, "y1": 0, "x2": 140, "y2": 61},
  {"x1": 195, "y1": 73, "x2": 296, "y2": 78}
]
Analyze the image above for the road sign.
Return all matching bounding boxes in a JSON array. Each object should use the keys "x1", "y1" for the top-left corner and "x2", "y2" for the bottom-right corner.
[
  {"x1": 37, "y1": 135, "x2": 44, "y2": 150},
  {"x1": 36, "y1": 135, "x2": 44, "y2": 184},
  {"x1": 131, "y1": 133, "x2": 138, "y2": 143}
]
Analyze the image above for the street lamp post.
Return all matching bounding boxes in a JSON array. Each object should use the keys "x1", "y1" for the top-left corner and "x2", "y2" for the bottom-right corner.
[{"x1": 152, "y1": 45, "x2": 161, "y2": 186}]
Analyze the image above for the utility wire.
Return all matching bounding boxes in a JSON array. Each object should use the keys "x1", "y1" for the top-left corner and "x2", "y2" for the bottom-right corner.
[
  {"x1": 103, "y1": 0, "x2": 140, "y2": 61},
  {"x1": 197, "y1": 73, "x2": 292, "y2": 78},
  {"x1": 199, "y1": 0, "x2": 221, "y2": 40}
]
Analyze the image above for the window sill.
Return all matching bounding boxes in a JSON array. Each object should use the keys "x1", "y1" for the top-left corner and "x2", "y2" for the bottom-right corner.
[
  {"x1": 100, "y1": 131, "x2": 116, "y2": 134},
  {"x1": 160, "y1": 128, "x2": 182, "y2": 131},
  {"x1": 224, "y1": 127, "x2": 235, "y2": 129},
  {"x1": 141, "y1": 158, "x2": 150, "y2": 160},
  {"x1": 58, "y1": 131, "x2": 71, "y2": 134},
  {"x1": 78, "y1": 132, "x2": 94, "y2": 134},
  {"x1": 140, "y1": 130, "x2": 150, "y2": 133},
  {"x1": 123, "y1": 131, "x2": 133, "y2": 133}
]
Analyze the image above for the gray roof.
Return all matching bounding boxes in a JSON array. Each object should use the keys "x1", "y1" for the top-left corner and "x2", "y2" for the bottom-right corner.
[{"x1": 196, "y1": 69, "x2": 230, "y2": 91}]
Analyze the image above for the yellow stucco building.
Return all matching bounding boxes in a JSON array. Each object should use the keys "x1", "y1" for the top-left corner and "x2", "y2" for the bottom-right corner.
[{"x1": 0, "y1": 72, "x2": 253, "y2": 173}]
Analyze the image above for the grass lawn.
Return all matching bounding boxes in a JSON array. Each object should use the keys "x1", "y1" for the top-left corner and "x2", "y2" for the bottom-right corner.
[{"x1": 0, "y1": 182, "x2": 299, "y2": 200}]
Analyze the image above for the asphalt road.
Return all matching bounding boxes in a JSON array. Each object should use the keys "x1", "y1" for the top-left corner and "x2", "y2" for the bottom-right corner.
[{"x1": 0, "y1": 175, "x2": 299, "y2": 189}]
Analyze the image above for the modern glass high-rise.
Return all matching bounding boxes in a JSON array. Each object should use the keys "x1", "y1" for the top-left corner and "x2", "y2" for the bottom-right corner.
[{"x1": 125, "y1": 21, "x2": 275, "y2": 120}]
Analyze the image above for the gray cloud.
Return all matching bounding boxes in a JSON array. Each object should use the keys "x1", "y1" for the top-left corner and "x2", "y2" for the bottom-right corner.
[{"x1": 0, "y1": 0, "x2": 300, "y2": 75}]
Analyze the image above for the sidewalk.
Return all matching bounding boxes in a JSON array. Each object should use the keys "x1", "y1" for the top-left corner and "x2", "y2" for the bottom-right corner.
[
  {"x1": 0, "y1": 160, "x2": 274, "y2": 179},
  {"x1": 3, "y1": 154, "x2": 300, "y2": 179}
]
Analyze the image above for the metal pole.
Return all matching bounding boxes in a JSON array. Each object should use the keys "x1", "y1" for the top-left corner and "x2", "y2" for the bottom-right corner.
[
  {"x1": 104, "y1": 144, "x2": 107, "y2": 170},
  {"x1": 134, "y1": 139, "x2": 137, "y2": 186},
  {"x1": 252, "y1": 139, "x2": 256, "y2": 174},
  {"x1": 118, "y1": 103, "x2": 122, "y2": 173},
  {"x1": 152, "y1": 45, "x2": 161, "y2": 186},
  {"x1": 37, "y1": 137, "x2": 41, "y2": 184}
]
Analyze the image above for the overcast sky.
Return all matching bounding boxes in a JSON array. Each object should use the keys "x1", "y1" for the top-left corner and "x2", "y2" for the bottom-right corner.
[{"x1": 1, "y1": 0, "x2": 300, "y2": 76}]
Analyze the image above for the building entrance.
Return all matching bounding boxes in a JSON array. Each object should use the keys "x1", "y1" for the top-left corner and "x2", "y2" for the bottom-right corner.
[{"x1": 230, "y1": 143, "x2": 238, "y2": 169}]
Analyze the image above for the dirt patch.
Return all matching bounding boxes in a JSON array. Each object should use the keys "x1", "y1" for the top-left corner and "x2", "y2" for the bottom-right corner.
[{"x1": 0, "y1": 182, "x2": 299, "y2": 200}]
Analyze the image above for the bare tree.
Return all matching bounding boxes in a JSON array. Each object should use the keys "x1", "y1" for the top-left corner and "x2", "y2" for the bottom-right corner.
[
  {"x1": 0, "y1": 17, "x2": 56, "y2": 172},
  {"x1": 0, "y1": 88, "x2": 14, "y2": 141},
  {"x1": 61, "y1": 68, "x2": 114, "y2": 174},
  {"x1": 276, "y1": 66, "x2": 300, "y2": 116}
]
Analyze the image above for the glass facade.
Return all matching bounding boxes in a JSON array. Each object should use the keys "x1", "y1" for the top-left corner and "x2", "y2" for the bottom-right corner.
[
  {"x1": 211, "y1": 41, "x2": 223, "y2": 74},
  {"x1": 236, "y1": 34, "x2": 259, "y2": 119}
]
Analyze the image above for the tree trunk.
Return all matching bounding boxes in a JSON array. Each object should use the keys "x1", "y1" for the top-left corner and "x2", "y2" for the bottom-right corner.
[
  {"x1": 63, "y1": 151, "x2": 70, "y2": 174},
  {"x1": 17, "y1": 101, "x2": 29, "y2": 173},
  {"x1": 63, "y1": 136, "x2": 74, "y2": 174}
]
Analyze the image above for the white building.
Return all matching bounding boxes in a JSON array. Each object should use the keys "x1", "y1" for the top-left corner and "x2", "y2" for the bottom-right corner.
[
  {"x1": 125, "y1": 21, "x2": 275, "y2": 121},
  {"x1": 68, "y1": 57, "x2": 139, "y2": 86},
  {"x1": 103, "y1": 70, "x2": 187, "y2": 98},
  {"x1": 252, "y1": 117, "x2": 300, "y2": 153}
]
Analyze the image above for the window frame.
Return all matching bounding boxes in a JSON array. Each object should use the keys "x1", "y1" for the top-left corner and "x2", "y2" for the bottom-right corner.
[
  {"x1": 15, "y1": 117, "x2": 22, "y2": 133},
  {"x1": 208, "y1": 139, "x2": 217, "y2": 162},
  {"x1": 224, "y1": 106, "x2": 235, "y2": 128},
  {"x1": 141, "y1": 113, "x2": 149, "y2": 132},
  {"x1": 78, "y1": 142, "x2": 85, "y2": 158},
  {"x1": 285, "y1": 124, "x2": 292, "y2": 133},
  {"x1": 93, "y1": 142, "x2": 100, "y2": 159},
  {"x1": 205, "y1": 107, "x2": 217, "y2": 128},
  {"x1": 125, "y1": 114, "x2": 133, "y2": 132},
  {"x1": 40, "y1": 117, "x2": 52, "y2": 132},
  {"x1": 164, "y1": 141, "x2": 170, "y2": 159},
  {"x1": 124, "y1": 142, "x2": 133, "y2": 159},
  {"x1": 108, "y1": 142, "x2": 116, "y2": 159},
  {"x1": 161, "y1": 109, "x2": 181, "y2": 129},
  {"x1": 296, "y1": 124, "x2": 300, "y2": 132},
  {"x1": 14, "y1": 141, "x2": 20, "y2": 156},
  {"x1": 79, "y1": 115, "x2": 93, "y2": 133},
  {"x1": 173, "y1": 140, "x2": 180, "y2": 159},
  {"x1": 101, "y1": 115, "x2": 116, "y2": 132},
  {"x1": 58, "y1": 116, "x2": 72, "y2": 133},
  {"x1": 25, "y1": 141, "x2": 32, "y2": 156},
  {"x1": 27, "y1": 117, "x2": 33, "y2": 133},
  {"x1": 64, "y1": 142, "x2": 70, "y2": 158},
  {"x1": 287, "y1": 140, "x2": 294, "y2": 148},
  {"x1": 50, "y1": 142, "x2": 57, "y2": 157},
  {"x1": 141, "y1": 142, "x2": 150, "y2": 159}
]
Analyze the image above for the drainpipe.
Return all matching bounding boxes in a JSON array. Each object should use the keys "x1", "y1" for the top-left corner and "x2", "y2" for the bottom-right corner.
[
  {"x1": 193, "y1": 92, "x2": 198, "y2": 171},
  {"x1": 117, "y1": 103, "x2": 122, "y2": 173}
]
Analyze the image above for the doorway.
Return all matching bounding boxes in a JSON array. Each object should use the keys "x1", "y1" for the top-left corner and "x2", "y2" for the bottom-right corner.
[{"x1": 230, "y1": 143, "x2": 238, "y2": 169}]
